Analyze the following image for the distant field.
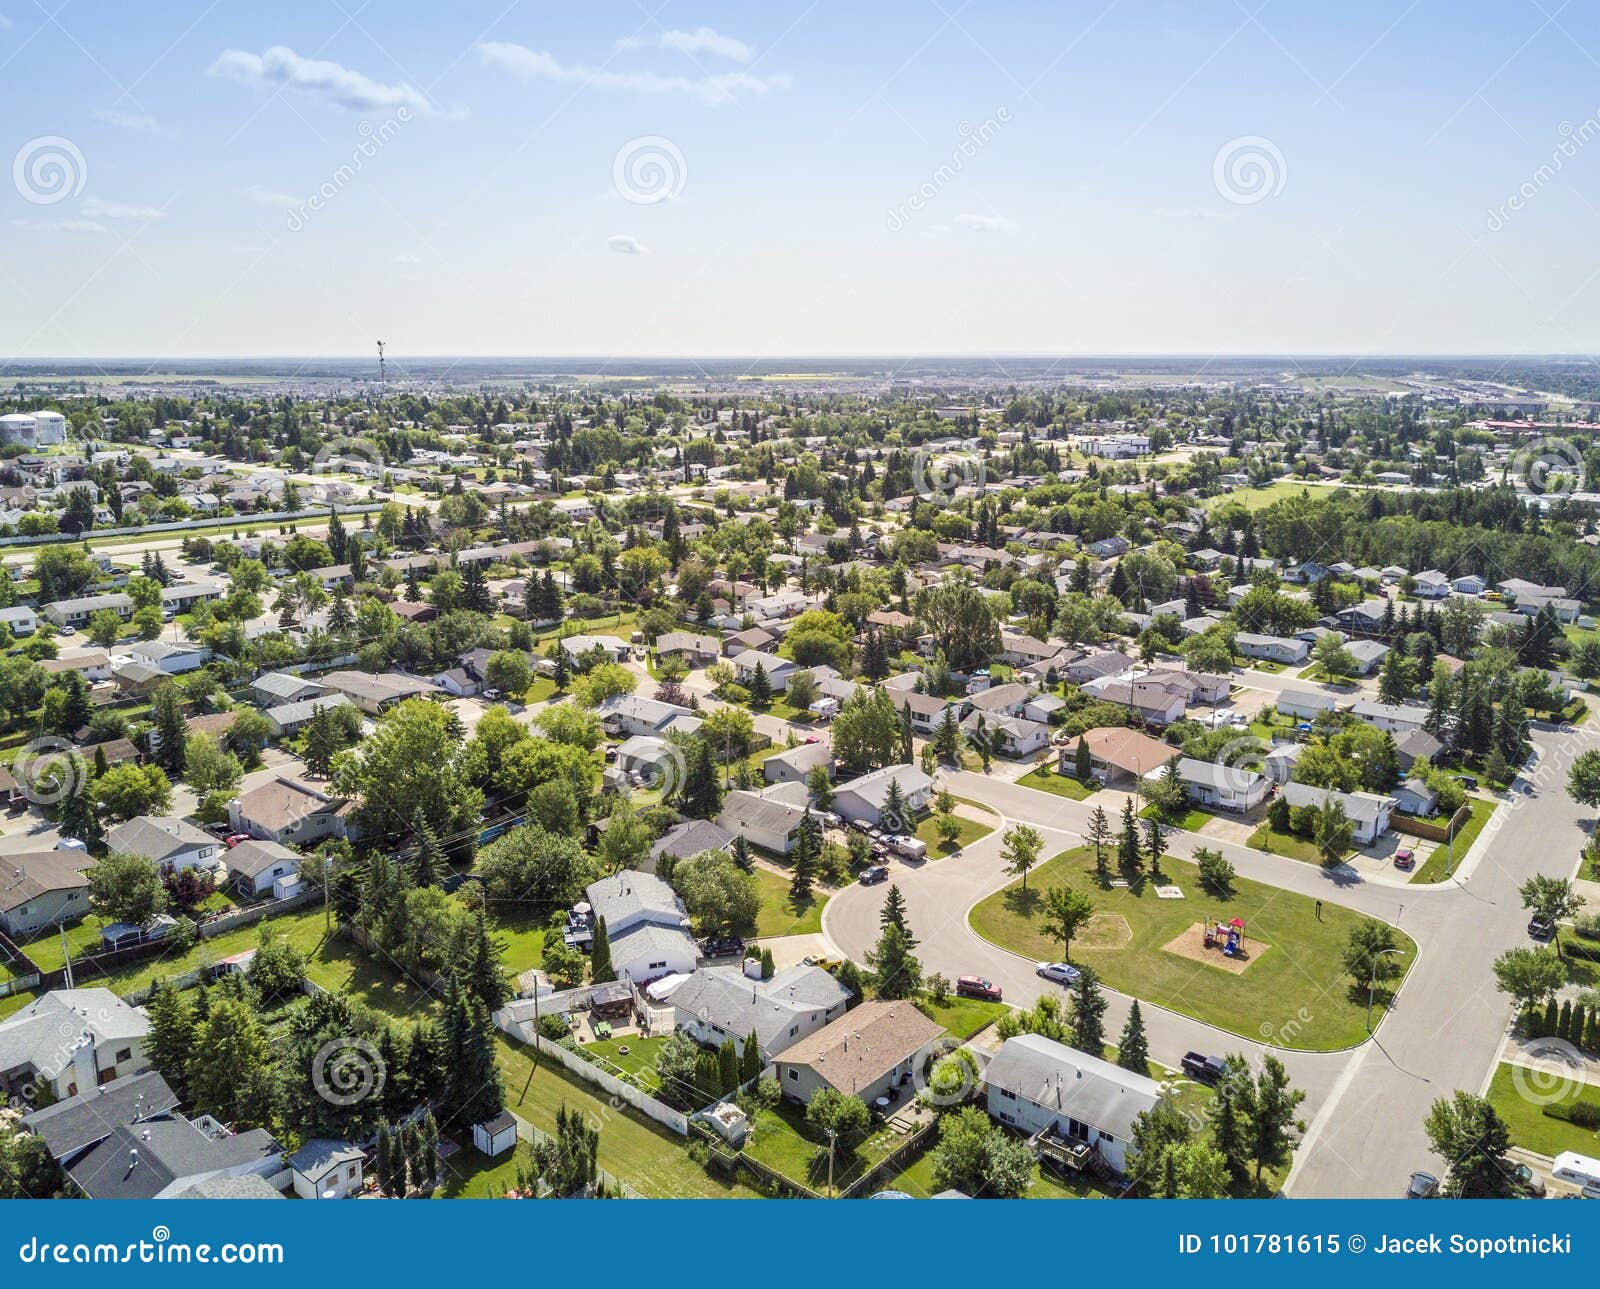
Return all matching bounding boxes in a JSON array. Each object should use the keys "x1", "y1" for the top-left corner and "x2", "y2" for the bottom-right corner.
[{"x1": 1206, "y1": 481, "x2": 1318, "y2": 512}]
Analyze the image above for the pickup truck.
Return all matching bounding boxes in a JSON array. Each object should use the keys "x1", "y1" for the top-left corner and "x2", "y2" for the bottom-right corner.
[{"x1": 1181, "y1": 1052, "x2": 1228, "y2": 1083}]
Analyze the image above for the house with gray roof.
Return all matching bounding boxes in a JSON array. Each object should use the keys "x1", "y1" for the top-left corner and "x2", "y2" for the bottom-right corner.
[
  {"x1": 717, "y1": 789, "x2": 809, "y2": 854},
  {"x1": 0, "y1": 988, "x2": 152, "y2": 1101},
  {"x1": 832, "y1": 764, "x2": 934, "y2": 826},
  {"x1": 66, "y1": 1116, "x2": 283, "y2": 1200},
  {"x1": 584, "y1": 870, "x2": 698, "y2": 984},
  {"x1": 104, "y1": 816, "x2": 220, "y2": 874},
  {"x1": 0, "y1": 849, "x2": 94, "y2": 939},
  {"x1": 984, "y1": 1033, "x2": 1163, "y2": 1175},
  {"x1": 1147, "y1": 756, "x2": 1269, "y2": 813},
  {"x1": 24, "y1": 1070, "x2": 179, "y2": 1162},
  {"x1": 1281, "y1": 781, "x2": 1397, "y2": 845},
  {"x1": 671, "y1": 964, "x2": 850, "y2": 1061}
]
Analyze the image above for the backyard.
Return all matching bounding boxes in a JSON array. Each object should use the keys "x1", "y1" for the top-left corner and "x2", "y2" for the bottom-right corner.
[
  {"x1": 740, "y1": 1098, "x2": 908, "y2": 1196},
  {"x1": 885, "y1": 1136, "x2": 1102, "y2": 1198},
  {"x1": 748, "y1": 866, "x2": 828, "y2": 939},
  {"x1": 969, "y1": 845, "x2": 1415, "y2": 1050}
]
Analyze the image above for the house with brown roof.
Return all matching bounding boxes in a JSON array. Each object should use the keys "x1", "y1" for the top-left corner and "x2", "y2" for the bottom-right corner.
[
  {"x1": 1059, "y1": 727, "x2": 1177, "y2": 787},
  {"x1": 228, "y1": 778, "x2": 350, "y2": 847},
  {"x1": 0, "y1": 850, "x2": 95, "y2": 939},
  {"x1": 773, "y1": 1000, "x2": 943, "y2": 1107}
]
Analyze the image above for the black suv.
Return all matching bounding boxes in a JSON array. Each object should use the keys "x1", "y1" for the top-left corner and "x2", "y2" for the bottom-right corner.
[{"x1": 702, "y1": 935, "x2": 745, "y2": 958}]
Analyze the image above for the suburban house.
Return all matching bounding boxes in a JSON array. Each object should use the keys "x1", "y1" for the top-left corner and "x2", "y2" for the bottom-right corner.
[
  {"x1": 648, "y1": 819, "x2": 735, "y2": 871},
  {"x1": 716, "y1": 789, "x2": 808, "y2": 855},
  {"x1": 832, "y1": 764, "x2": 934, "y2": 826},
  {"x1": 225, "y1": 839, "x2": 302, "y2": 899},
  {"x1": 670, "y1": 964, "x2": 851, "y2": 1061},
  {"x1": 763, "y1": 740, "x2": 833, "y2": 786},
  {"x1": 1343, "y1": 640, "x2": 1390, "y2": 676},
  {"x1": 0, "y1": 849, "x2": 94, "y2": 939},
  {"x1": 1351, "y1": 700, "x2": 1429, "y2": 736},
  {"x1": 773, "y1": 1000, "x2": 943, "y2": 1106},
  {"x1": 1274, "y1": 688, "x2": 1338, "y2": 721},
  {"x1": 264, "y1": 692, "x2": 356, "y2": 738},
  {"x1": 251, "y1": 671, "x2": 329, "y2": 708},
  {"x1": 983, "y1": 1033, "x2": 1162, "y2": 1176},
  {"x1": 1080, "y1": 678, "x2": 1186, "y2": 727},
  {"x1": 0, "y1": 989, "x2": 151, "y2": 1102},
  {"x1": 1394, "y1": 728, "x2": 1445, "y2": 772},
  {"x1": 655, "y1": 631, "x2": 721, "y2": 665},
  {"x1": 1059, "y1": 727, "x2": 1176, "y2": 787},
  {"x1": 318, "y1": 670, "x2": 436, "y2": 715},
  {"x1": 125, "y1": 640, "x2": 212, "y2": 674},
  {"x1": 1234, "y1": 632, "x2": 1311, "y2": 665},
  {"x1": 729, "y1": 649, "x2": 799, "y2": 693},
  {"x1": 104, "y1": 816, "x2": 220, "y2": 875},
  {"x1": 23, "y1": 1070, "x2": 178, "y2": 1164},
  {"x1": 585, "y1": 870, "x2": 699, "y2": 984},
  {"x1": 42, "y1": 593, "x2": 133, "y2": 629},
  {"x1": 558, "y1": 634, "x2": 629, "y2": 664},
  {"x1": 964, "y1": 681, "x2": 1033, "y2": 719},
  {"x1": 1149, "y1": 757, "x2": 1270, "y2": 813},
  {"x1": 596, "y1": 693, "x2": 702, "y2": 740},
  {"x1": 893, "y1": 689, "x2": 958, "y2": 736},
  {"x1": 65, "y1": 1114, "x2": 283, "y2": 1200},
  {"x1": 1281, "y1": 782, "x2": 1397, "y2": 845},
  {"x1": 229, "y1": 777, "x2": 350, "y2": 847},
  {"x1": 960, "y1": 710, "x2": 1050, "y2": 759}
]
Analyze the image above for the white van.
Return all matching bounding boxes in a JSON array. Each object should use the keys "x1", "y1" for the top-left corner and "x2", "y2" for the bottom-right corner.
[{"x1": 1552, "y1": 1151, "x2": 1600, "y2": 1190}]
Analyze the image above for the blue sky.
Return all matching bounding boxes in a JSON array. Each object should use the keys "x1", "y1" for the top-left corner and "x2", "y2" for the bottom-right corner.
[{"x1": 5, "y1": 1, "x2": 1600, "y2": 358}]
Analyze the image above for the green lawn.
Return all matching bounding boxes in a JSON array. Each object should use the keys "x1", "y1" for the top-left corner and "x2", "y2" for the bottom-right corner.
[
  {"x1": 1016, "y1": 765, "x2": 1096, "y2": 801},
  {"x1": 435, "y1": 1144, "x2": 525, "y2": 1198},
  {"x1": 749, "y1": 866, "x2": 828, "y2": 938},
  {"x1": 1486, "y1": 1062, "x2": 1600, "y2": 1159},
  {"x1": 1138, "y1": 803, "x2": 1213, "y2": 832},
  {"x1": 742, "y1": 1100, "x2": 902, "y2": 1196},
  {"x1": 918, "y1": 994, "x2": 1010, "y2": 1039},
  {"x1": 915, "y1": 810, "x2": 994, "y2": 857},
  {"x1": 0, "y1": 989, "x2": 36, "y2": 1019},
  {"x1": 487, "y1": 909, "x2": 548, "y2": 976},
  {"x1": 15, "y1": 916, "x2": 108, "y2": 972},
  {"x1": 1205, "y1": 481, "x2": 1316, "y2": 514},
  {"x1": 969, "y1": 845, "x2": 1414, "y2": 1050},
  {"x1": 885, "y1": 1137, "x2": 1103, "y2": 1198},
  {"x1": 494, "y1": 1034, "x2": 758, "y2": 1198},
  {"x1": 304, "y1": 934, "x2": 446, "y2": 1021},
  {"x1": 1409, "y1": 798, "x2": 1497, "y2": 885},
  {"x1": 1246, "y1": 823, "x2": 1331, "y2": 865},
  {"x1": 578, "y1": 1034, "x2": 670, "y2": 1091}
]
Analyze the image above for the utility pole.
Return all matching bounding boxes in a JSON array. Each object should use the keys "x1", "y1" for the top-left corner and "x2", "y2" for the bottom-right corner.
[{"x1": 376, "y1": 340, "x2": 386, "y2": 394}]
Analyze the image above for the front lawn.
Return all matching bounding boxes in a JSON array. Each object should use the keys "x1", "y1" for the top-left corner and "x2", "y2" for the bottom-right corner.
[
  {"x1": 748, "y1": 866, "x2": 827, "y2": 938},
  {"x1": 918, "y1": 993, "x2": 1010, "y2": 1039},
  {"x1": 1409, "y1": 798, "x2": 1497, "y2": 885},
  {"x1": 915, "y1": 810, "x2": 993, "y2": 857},
  {"x1": 1246, "y1": 823, "x2": 1331, "y2": 865},
  {"x1": 969, "y1": 845, "x2": 1414, "y2": 1050},
  {"x1": 1486, "y1": 1062, "x2": 1600, "y2": 1159},
  {"x1": 1016, "y1": 766, "x2": 1095, "y2": 801},
  {"x1": 1138, "y1": 803, "x2": 1213, "y2": 832}
]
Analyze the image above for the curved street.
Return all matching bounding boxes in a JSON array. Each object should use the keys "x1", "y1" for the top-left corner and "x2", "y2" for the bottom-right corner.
[{"x1": 821, "y1": 723, "x2": 1592, "y2": 1197}]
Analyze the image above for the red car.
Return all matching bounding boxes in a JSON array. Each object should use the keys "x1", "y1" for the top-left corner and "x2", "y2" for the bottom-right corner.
[
  {"x1": 224, "y1": 833, "x2": 251, "y2": 849},
  {"x1": 956, "y1": 975, "x2": 1002, "y2": 1001},
  {"x1": 1393, "y1": 847, "x2": 1415, "y2": 871}
]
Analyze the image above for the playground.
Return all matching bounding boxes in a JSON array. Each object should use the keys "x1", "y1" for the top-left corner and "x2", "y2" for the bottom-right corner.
[{"x1": 1161, "y1": 918, "x2": 1266, "y2": 975}]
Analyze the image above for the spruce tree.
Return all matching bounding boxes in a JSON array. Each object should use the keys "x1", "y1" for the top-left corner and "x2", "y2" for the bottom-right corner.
[
  {"x1": 717, "y1": 1039, "x2": 740, "y2": 1093},
  {"x1": 1117, "y1": 1000, "x2": 1149, "y2": 1074},
  {"x1": 741, "y1": 1029, "x2": 762, "y2": 1083},
  {"x1": 589, "y1": 916, "x2": 615, "y2": 983},
  {"x1": 1068, "y1": 965, "x2": 1107, "y2": 1056}
]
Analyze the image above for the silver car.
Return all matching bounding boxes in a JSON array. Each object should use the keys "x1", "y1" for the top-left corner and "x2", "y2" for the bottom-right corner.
[{"x1": 1035, "y1": 961, "x2": 1081, "y2": 985}]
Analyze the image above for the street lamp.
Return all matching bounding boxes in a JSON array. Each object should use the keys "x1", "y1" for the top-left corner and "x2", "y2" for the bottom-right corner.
[{"x1": 1366, "y1": 947, "x2": 1404, "y2": 1033}]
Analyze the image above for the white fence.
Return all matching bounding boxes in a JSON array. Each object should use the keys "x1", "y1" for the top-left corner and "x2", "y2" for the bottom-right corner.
[{"x1": 492, "y1": 1005, "x2": 689, "y2": 1136}]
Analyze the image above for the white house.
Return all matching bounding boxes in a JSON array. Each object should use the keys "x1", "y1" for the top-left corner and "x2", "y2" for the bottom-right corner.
[
  {"x1": 717, "y1": 789, "x2": 808, "y2": 855},
  {"x1": 0, "y1": 989, "x2": 151, "y2": 1102},
  {"x1": 585, "y1": 870, "x2": 698, "y2": 984},
  {"x1": 1274, "y1": 688, "x2": 1338, "y2": 721},
  {"x1": 1281, "y1": 782, "x2": 1396, "y2": 846},
  {"x1": 983, "y1": 1033, "x2": 1163, "y2": 1176},
  {"x1": 1350, "y1": 700, "x2": 1428, "y2": 736},
  {"x1": 670, "y1": 964, "x2": 850, "y2": 1061},
  {"x1": 1234, "y1": 632, "x2": 1310, "y2": 665},
  {"x1": 104, "y1": 816, "x2": 219, "y2": 874},
  {"x1": 832, "y1": 764, "x2": 934, "y2": 826},
  {"x1": 1148, "y1": 757, "x2": 1270, "y2": 813}
]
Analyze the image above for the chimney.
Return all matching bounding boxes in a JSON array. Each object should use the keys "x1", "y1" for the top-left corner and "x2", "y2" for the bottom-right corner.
[{"x1": 128, "y1": 1148, "x2": 139, "y2": 1170}]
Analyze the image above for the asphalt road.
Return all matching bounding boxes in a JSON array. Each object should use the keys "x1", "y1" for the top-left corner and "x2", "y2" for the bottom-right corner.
[{"x1": 821, "y1": 723, "x2": 1590, "y2": 1197}]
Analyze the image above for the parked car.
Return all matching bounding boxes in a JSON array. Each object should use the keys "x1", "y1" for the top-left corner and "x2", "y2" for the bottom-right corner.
[
  {"x1": 955, "y1": 975, "x2": 1002, "y2": 1001},
  {"x1": 1529, "y1": 915, "x2": 1556, "y2": 940},
  {"x1": 1405, "y1": 1170, "x2": 1439, "y2": 1199},
  {"x1": 1181, "y1": 1052, "x2": 1228, "y2": 1083},
  {"x1": 1457, "y1": 774, "x2": 1479, "y2": 791},
  {"x1": 702, "y1": 935, "x2": 744, "y2": 959},
  {"x1": 1393, "y1": 847, "x2": 1415, "y2": 871},
  {"x1": 224, "y1": 833, "x2": 251, "y2": 848},
  {"x1": 205, "y1": 822, "x2": 231, "y2": 838},
  {"x1": 849, "y1": 820, "x2": 874, "y2": 836},
  {"x1": 859, "y1": 864, "x2": 889, "y2": 885},
  {"x1": 1035, "y1": 961, "x2": 1081, "y2": 985}
]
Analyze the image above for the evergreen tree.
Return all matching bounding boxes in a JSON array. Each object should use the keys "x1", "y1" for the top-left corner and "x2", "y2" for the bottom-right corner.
[
  {"x1": 376, "y1": 1119, "x2": 401, "y2": 1195},
  {"x1": 1069, "y1": 966, "x2": 1108, "y2": 1055},
  {"x1": 790, "y1": 810, "x2": 820, "y2": 902},
  {"x1": 879, "y1": 884, "x2": 915, "y2": 941},
  {"x1": 590, "y1": 916, "x2": 615, "y2": 983},
  {"x1": 412, "y1": 810, "x2": 445, "y2": 887},
  {"x1": 143, "y1": 979, "x2": 196, "y2": 1103},
  {"x1": 1117, "y1": 1000, "x2": 1149, "y2": 1074},
  {"x1": 677, "y1": 737, "x2": 724, "y2": 819},
  {"x1": 1086, "y1": 804, "x2": 1112, "y2": 878},
  {"x1": 717, "y1": 1039, "x2": 740, "y2": 1093},
  {"x1": 1117, "y1": 797, "x2": 1142, "y2": 875},
  {"x1": 442, "y1": 981, "x2": 505, "y2": 1130},
  {"x1": 740, "y1": 1029, "x2": 762, "y2": 1083},
  {"x1": 748, "y1": 661, "x2": 773, "y2": 706},
  {"x1": 730, "y1": 832, "x2": 752, "y2": 873},
  {"x1": 149, "y1": 683, "x2": 188, "y2": 773}
]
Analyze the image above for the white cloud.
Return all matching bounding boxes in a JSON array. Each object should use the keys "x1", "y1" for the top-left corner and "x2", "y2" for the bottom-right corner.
[
  {"x1": 0, "y1": 15, "x2": 15, "y2": 29},
  {"x1": 240, "y1": 184, "x2": 299, "y2": 208},
  {"x1": 479, "y1": 42, "x2": 789, "y2": 106},
  {"x1": 955, "y1": 213, "x2": 1015, "y2": 234},
  {"x1": 11, "y1": 218, "x2": 107, "y2": 233},
  {"x1": 82, "y1": 197, "x2": 166, "y2": 220},
  {"x1": 617, "y1": 28, "x2": 752, "y2": 61},
  {"x1": 608, "y1": 234, "x2": 649, "y2": 255},
  {"x1": 209, "y1": 45, "x2": 437, "y2": 115},
  {"x1": 395, "y1": 252, "x2": 421, "y2": 264},
  {"x1": 93, "y1": 107, "x2": 160, "y2": 132}
]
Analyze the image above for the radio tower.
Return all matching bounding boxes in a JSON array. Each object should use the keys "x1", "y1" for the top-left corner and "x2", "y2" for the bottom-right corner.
[{"x1": 376, "y1": 340, "x2": 386, "y2": 394}]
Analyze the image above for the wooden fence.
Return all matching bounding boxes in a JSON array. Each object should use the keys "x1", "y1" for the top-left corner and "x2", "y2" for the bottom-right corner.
[{"x1": 1393, "y1": 802, "x2": 1472, "y2": 843}]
